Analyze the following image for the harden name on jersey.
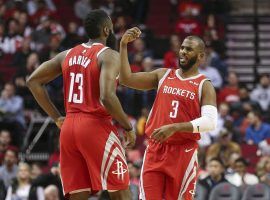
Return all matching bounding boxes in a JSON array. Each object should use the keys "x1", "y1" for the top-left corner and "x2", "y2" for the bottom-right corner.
[
  {"x1": 162, "y1": 85, "x2": 196, "y2": 100},
  {"x1": 68, "y1": 55, "x2": 91, "y2": 68}
]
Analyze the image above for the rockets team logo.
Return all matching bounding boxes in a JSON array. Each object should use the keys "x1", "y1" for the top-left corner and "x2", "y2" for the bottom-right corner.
[{"x1": 112, "y1": 159, "x2": 127, "y2": 180}]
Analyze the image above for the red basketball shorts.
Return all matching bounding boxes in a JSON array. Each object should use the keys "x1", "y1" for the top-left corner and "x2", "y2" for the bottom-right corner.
[
  {"x1": 59, "y1": 114, "x2": 129, "y2": 195},
  {"x1": 139, "y1": 140, "x2": 198, "y2": 200}
]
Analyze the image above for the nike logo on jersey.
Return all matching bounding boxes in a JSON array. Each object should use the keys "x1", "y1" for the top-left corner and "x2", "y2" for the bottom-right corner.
[
  {"x1": 185, "y1": 148, "x2": 193, "y2": 153},
  {"x1": 189, "y1": 81, "x2": 199, "y2": 86},
  {"x1": 168, "y1": 77, "x2": 176, "y2": 80}
]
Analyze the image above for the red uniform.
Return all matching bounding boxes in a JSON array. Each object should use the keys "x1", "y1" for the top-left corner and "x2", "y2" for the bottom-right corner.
[
  {"x1": 60, "y1": 43, "x2": 129, "y2": 195},
  {"x1": 140, "y1": 69, "x2": 209, "y2": 200}
]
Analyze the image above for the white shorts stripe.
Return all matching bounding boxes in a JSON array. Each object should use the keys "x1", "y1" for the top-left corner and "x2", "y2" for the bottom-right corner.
[
  {"x1": 100, "y1": 132, "x2": 127, "y2": 190},
  {"x1": 178, "y1": 150, "x2": 198, "y2": 199},
  {"x1": 179, "y1": 165, "x2": 197, "y2": 198}
]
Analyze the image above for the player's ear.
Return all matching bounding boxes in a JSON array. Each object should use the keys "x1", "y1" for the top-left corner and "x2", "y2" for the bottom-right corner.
[
  {"x1": 103, "y1": 26, "x2": 110, "y2": 37},
  {"x1": 199, "y1": 52, "x2": 205, "y2": 61}
]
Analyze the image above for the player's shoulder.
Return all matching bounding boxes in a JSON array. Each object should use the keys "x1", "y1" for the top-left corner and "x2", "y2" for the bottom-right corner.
[
  {"x1": 98, "y1": 48, "x2": 119, "y2": 64},
  {"x1": 155, "y1": 68, "x2": 173, "y2": 81},
  {"x1": 53, "y1": 49, "x2": 71, "y2": 64}
]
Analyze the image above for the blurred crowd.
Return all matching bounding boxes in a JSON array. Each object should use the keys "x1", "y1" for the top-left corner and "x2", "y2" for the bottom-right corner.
[{"x1": 0, "y1": 0, "x2": 270, "y2": 199}]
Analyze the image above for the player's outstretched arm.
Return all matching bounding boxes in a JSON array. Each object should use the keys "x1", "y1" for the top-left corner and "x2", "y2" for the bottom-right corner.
[
  {"x1": 151, "y1": 81, "x2": 217, "y2": 143},
  {"x1": 99, "y1": 49, "x2": 133, "y2": 132},
  {"x1": 26, "y1": 51, "x2": 67, "y2": 128},
  {"x1": 119, "y1": 27, "x2": 165, "y2": 90}
]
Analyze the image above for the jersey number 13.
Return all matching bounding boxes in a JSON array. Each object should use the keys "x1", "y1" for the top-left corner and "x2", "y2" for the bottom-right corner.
[{"x1": 68, "y1": 72, "x2": 83, "y2": 104}]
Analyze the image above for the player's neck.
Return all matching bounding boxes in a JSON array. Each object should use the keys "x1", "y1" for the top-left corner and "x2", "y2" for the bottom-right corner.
[
  {"x1": 179, "y1": 67, "x2": 199, "y2": 79},
  {"x1": 86, "y1": 38, "x2": 106, "y2": 46}
]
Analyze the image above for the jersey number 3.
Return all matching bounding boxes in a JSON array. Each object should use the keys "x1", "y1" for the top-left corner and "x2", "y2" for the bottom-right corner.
[
  {"x1": 169, "y1": 100, "x2": 179, "y2": 118},
  {"x1": 68, "y1": 72, "x2": 83, "y2": 103}
]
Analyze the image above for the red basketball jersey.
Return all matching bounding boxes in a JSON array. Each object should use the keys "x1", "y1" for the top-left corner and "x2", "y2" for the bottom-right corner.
[
  {"x1": 145, "y1": 69, "x2": 209, "y2": 144},
  {"x1": 62, "y1": 43, "x2": 111, "y2": 119}
]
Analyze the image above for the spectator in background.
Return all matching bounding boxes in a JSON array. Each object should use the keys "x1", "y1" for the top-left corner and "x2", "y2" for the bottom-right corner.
[
  {"x1": 14, "y1": 52, "x2": 40, "y2": 110},
  {"x1": 0, "y1": 83, "x2": 25, "y2": 133},
  {"x1": 251, "y1": 74, "x2": 270, "y2": 112},
  {"x1": 61, "y1": 21, "x2": 82, "y2": 50},
  {"x1": 175, "y1": 9, "x2": 202, "y2": 39},
  {"x1": 44, "y1": 184, "x2": 59, "y2": 200},
  {"x1": 27, "y1": 0, "x2": 56, "y2": 17},
  {"x1": 114, "y1": 16, "x2": 128, "y2": 41},
  {"x1": 245, "y1": 110, "x2": 270, "y2": 145},
  {"x1": 203, "y1": 14, "x2": 224, "y2": 43},
  {"x1": 257, "y1": 156, "x2": 270, "y2": 186},
  {"x1": 231, "y1": 87, "x2": 260, "y2": 122},
  {"x1": 99, "y1": 0, "x2": 115, "y2": 16},
  {"x1": 31, "y1": 163, "x2": 43, "y2": 180},
  {"x1": 141, "y1": 57, "x2": 156, "y2": 107},
  {"x1": 17, "y1": 11, "x2": 32, "y2": 38},
  {"x1": 74, "y1": 0, "x2": 92, "y2": 20},
  {"x1": 178, "y1": 0, "x2": 202, "y2": 17},
  {"x1": 29, "y1": 164, "x2": 64, "y2": 200},
  {"x1": 207, "y1": 128, "x2": 241, "y2": 167},
  {"x1": 227, "y1": 152, "x2": 241, "y2": 174},
  {"x1": 205, "y1": 41, "x2": 228, "y2": 82},
  {"x1": 0, "y1": 147, "x2": 18, "y2": 188},
  {"x1": 208, "y1": 103, "x2": 232, "y2": 139},
  {"x1": 31, "y1": 16, "x2": 52, "y2": 51},
  {"x1": 39, "y1": 34, "x2": 63, "y2": 62},
  {"x1": 226, "y1": 158, "x2": 258, "y2": 189},
  {"x1": 129, "y1": 38, "x2": 153, "y2": 64},
  {"x1": 5, "y1": 162, "x2": 31, "y2": 200},
  {"x1": 199, "y1": 158, "x2": 227, "y2": 199},
  {"x1": 163, "y1": 34, "x2": 180, "y2": 69},
  {"x1": 1, "y1": 18, "x2": 23, "y2": 54},
  {"x1": 0, "y1": 178, "x2": 6, "y2": 200},
  {"x1": 12, "y1": 37, "x2": 32, "y2": 71},
  {"x1": 218, "y1": 71, "x2": 240, "y2": 104},
  {"x1": 0, "y1": 129, "x2": 12, "y2": 164},
  {"x1": 199, "y1": 58, "x2": 222, "y2": 89},
  {"x1": 128, "y1": 162, "x2": 140, "y2": 200}
]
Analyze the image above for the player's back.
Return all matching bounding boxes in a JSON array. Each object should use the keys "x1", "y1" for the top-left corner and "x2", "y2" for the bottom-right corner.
[{"x1": 62, "y1": 43, "x2": 111, "y2": 119}]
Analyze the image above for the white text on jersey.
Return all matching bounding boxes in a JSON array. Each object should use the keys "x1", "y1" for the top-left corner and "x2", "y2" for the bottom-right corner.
[
  {"x1": 69, "y1": 56, "x2": 91, "y2": 68},
  {"x1": 163, "y1": 85, "x2": 195, "y2": 100}
]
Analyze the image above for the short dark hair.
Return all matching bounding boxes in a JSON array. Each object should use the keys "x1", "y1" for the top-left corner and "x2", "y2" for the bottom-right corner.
[
  {"x1": 84, "y1": 9, "x2": 110, "y2": 39},
  {"x1": 209, "y1": 157, "x2": 224, "y2": 167},
  {"x1": 249, "y1": 109, "x2": 262, "y2": 118},
  {"x1": 185, "y1": 35, "x2": 205, "y2": 52},
  {"x1": 235, "y1": 157, "x2": 248, "y2": 166}
]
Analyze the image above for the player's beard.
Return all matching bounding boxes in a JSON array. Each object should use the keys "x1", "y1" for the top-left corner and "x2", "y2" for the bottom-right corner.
[
  {"x1": 179, "y1": 55, "x2": 198, "y2": 71},
  {"x1": 106, "y1": 30, "x2": 117, "y2": 50}
]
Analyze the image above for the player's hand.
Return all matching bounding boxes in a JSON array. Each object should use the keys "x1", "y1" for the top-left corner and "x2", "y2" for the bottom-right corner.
[
  {"x1": 124, "y1": 130, "x2": 136, "y2": 149},
  {"x1": 120, "y1": 27, "x2": 141, "y2": 45},
  {"x1": 151, "y1": 124, "x2": 176, "y2": 143},
  {"x1": 55, "y1": 116, "x2": 65, "y2": 129}
]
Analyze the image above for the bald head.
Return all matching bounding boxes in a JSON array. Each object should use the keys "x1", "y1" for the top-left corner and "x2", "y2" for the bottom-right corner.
[{"x1": 185, "y1": 36, "x2": 205, "y2": 52}]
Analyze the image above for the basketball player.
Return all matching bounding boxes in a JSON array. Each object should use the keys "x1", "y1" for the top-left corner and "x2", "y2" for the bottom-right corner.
[
  {"x1": 119, "y1": 28, "x2": 217, "y2": 200},
  {"x1": 27, "y1": 10, "x2": 135, "y2": 200}
]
